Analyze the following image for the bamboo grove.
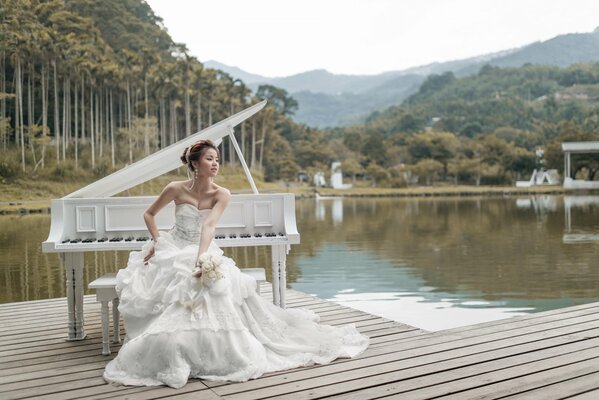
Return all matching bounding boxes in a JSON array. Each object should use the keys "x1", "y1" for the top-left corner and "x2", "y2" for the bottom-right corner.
[
  {"x1": 4, "y1": 0, "x2": 599, "y2": 189},
  {"x1": 0, "y1": 0, "x2": 309, "y2": 184}
]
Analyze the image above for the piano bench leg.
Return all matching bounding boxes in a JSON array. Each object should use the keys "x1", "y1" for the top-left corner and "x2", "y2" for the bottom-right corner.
[
  {"x1": 112, "y1": 298, "x2": 121, "y2": 344},
  {"x1": 89, "y1": 274, "x2": 119, "y2": 355},
  {"x1": 100, "y1": 301, "x2": 111, "y2": 356}
]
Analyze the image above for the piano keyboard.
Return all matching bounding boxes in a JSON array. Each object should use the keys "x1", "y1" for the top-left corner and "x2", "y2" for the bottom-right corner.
[{"x1": 55, "y1": 231, "x2": 290, "y2": 250}]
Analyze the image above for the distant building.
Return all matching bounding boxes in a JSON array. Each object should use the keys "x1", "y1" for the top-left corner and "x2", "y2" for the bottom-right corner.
[
  {"x1": 313, "y1": 171, "x2": 326, "y2": 187},
  {"x1": 330, "y1": 161, "x2": 352, "y2": 190},
  {"x1": 515, "y1": 169, "x2": 560, "y2": 187},
  {"x1": 562, "y1": 141, "x2": 599, "y2": 190}
]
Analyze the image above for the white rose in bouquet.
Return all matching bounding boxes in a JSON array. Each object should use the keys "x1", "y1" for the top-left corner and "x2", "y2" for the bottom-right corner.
[{"x1": 196, "y1": 253, "x2": 224, "y2": 286}]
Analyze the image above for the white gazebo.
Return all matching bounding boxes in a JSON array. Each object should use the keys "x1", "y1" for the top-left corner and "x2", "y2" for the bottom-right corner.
[{"x1": 562, "y1": 141, "x2": 599, "y2": 189}]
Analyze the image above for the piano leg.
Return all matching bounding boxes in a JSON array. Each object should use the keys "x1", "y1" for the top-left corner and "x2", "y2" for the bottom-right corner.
[
  {"x1": 63, "y1": 252, "x2": 87, "y2": 341},
  {"x1": 271, "y1": 245, "x2": 288, "y2": 309},
  {"x1": 279, "y1": 245, "x2": 288, "y2": 309},
  {"x1": 271, "y1": 246, "x2": 281, "y2": 307}
]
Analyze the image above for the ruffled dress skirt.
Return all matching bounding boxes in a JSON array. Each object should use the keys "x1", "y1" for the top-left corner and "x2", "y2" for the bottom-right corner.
[{"x1": 103, "y1": 228, "x2": 369, "y2": 388}]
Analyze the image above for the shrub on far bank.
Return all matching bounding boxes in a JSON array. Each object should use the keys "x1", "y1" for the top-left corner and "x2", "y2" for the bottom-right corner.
[
  {"x1": 0, "y1": 152, "x2": 21, "y2": 181},
  {"x1": 36, "y1": 159, "x2": 92, "y2": 182}
]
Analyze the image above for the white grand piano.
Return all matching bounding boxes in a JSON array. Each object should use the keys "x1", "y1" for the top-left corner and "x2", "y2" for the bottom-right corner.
[{"x1": 42, "y1": 100, "x2": 300, "y2": 341}]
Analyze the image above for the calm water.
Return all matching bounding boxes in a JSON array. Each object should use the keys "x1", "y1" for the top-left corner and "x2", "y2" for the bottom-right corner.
[{"x1": 1, "y1": 195, "x2": 598, "y2": 331}]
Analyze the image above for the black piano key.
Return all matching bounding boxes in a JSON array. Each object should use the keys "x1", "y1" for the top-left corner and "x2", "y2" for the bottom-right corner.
[
  {"x1": 125, "y1": 237, "x2": 135, "y2": 242},
  {"x1": 278, "y1": 232, "x2": 284, "y2": 236},
  {"x1": 109, "y1": 237, "x2": 124, "y2": 242},
  {"x1": 82, "y1": 238, "x2": 94, "y2": 243},
  {"x1": 97, "y1": 238, "x2": 108, "y2": 242},
  {"x1": 136, "y1": 237, "x2": 149, "y2": 241},
  {"x1": 70, "y1": 239, "x2": 82, "y2": 243},
  {"x1": 229, "y1": 234, "x2": 237, "y2": 239},
  {"x1": 62, "y1": 239, "x2": 70, "y2": 243},
  {"x1": 254, "y1": 233, "x2": 262, "y2": 238}
]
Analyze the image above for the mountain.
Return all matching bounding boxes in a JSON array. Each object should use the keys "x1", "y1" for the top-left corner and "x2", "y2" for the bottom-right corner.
[
  {"x1": 204, "y1": 60, "x2": 269, "y2": 84},
  {"x1": 207, "y1": 28, "x2": 599, "y2": 128}
]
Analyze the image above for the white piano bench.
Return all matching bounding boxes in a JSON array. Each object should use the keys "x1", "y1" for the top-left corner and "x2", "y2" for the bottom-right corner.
[
  {"x1": 88, "y1": 273, "x2": 120, "y2": 356},
  {"x1": 242, "y1": 268, "x2": 267, "y2": 294}
]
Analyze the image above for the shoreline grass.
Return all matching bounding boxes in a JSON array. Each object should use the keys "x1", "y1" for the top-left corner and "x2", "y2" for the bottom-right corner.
[{"x1": 1, "y1": 174, "x2": 579, "y2": 215}]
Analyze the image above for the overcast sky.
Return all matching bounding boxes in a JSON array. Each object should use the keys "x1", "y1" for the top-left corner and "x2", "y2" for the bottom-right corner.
[{"x1": 145, "y1": 0, "x2": 599, "y2": 77}]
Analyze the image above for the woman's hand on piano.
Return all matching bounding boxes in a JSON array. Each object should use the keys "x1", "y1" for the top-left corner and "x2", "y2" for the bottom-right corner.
[{"x1": 143, "y1": 243, "x2": 155, "y2": 265}]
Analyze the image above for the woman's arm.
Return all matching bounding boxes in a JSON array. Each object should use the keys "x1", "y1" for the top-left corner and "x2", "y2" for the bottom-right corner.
[
  {"x1": 195, "y1": 188, "x2": 231, "y2": 267},
  {"x1": 144, "y1": 182, "x2": 178, "y2": 241},
  {"x1": 143, "y1": 183, "x2": 178, "y2": 265}
]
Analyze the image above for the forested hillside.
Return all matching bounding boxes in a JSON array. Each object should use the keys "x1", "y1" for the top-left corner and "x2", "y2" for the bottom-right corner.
[
  {"x1": 334, "y1": 63, "x2": 599, "y2": 185},
  {"x1": 0, "y1": 0, "x2": 318, "y2": 187},
  {"x1": 2, "y1": 0, "x2": 599, "y2": 190}
]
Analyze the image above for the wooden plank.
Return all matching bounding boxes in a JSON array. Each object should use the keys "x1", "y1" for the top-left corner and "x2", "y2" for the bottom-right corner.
[
  {"x1": 3, "y1": 293, "x2": 599, "y2": 400},
  {"x1": 406, "y1": 352, "x2": 599, "y2": 400},
  {"x1": 209, "y1": 324, "x2": 599, "y2": 398},
  {"x1": 0, "y1": 361, "x2": 108, "y2": 386},
  {"x1": 482, "y1": 370, "x2": 599, "y2": 400},
  {"x1": 568, "y1": 389, "x2": 599, "y2": 400},
  {"x1": 87, "y1": 381, "x2": 222, "y2": 400},
  {"x1": 244, "y1": 340, "x2": 599, "y2": 400}
]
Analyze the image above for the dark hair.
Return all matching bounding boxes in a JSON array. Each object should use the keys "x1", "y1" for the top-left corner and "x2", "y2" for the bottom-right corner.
[{"x1": 180, "y1": 140, "x2": 220, "y2": 171}]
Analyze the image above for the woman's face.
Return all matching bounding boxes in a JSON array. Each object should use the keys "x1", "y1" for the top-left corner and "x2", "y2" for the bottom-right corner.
[{"x1": 194, "y1": 148, "x2": 219, "y2": 178}]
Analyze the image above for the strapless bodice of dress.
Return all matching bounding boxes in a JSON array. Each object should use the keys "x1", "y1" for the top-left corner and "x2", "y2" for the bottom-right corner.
[{"x1": 168, "y1": 203, "x2": 210, "y2": 245}]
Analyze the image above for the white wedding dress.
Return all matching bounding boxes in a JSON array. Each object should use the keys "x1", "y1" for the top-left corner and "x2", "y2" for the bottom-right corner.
[{"x1": 103, "y1": 203, "x2": 369, "y2": 388}]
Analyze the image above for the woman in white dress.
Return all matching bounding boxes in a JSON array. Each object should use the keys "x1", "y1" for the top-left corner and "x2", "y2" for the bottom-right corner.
[{"x1": 103, "y1": 140, "x2": 369, "y2": 388}]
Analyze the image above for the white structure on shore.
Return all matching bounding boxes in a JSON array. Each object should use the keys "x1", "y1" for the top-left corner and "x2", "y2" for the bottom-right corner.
[
  {"x1": 313, "y1": 172, "x2": 326, "y2": 188},
  {"x1": 562, "y1": 141, "x2": 599, "y2": 190},
  {"x1": 515, "y1": 169, "x2": 560, "y2": 187},
  {"x1": 331, "y1": 161, "x2": 352, "y2": 190}
]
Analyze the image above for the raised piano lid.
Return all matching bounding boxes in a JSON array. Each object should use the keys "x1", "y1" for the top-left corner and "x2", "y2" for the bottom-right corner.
[{"x1": 65, "y1": 100, "x2": 266, "y2": 199}]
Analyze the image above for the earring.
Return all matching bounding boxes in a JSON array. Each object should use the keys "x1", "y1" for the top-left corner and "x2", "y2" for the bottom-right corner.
[{"x1": 194, "y1": 169, "x2": 198, "y2": 180}]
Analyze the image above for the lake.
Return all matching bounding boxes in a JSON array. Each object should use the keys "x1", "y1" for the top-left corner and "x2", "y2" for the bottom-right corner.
[{"x1": 1, "y1": 195, "x2": 598, "y2": 331}]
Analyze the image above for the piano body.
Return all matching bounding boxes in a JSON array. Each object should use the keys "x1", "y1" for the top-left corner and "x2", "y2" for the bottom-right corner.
[{"x1": 42, "y1": 100, "x2": 300, "y2": 341}]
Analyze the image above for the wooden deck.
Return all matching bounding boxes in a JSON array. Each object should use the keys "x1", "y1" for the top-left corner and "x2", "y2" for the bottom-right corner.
[{"x1": 1, "y1": 287, "x2": 599, "y2": 400}]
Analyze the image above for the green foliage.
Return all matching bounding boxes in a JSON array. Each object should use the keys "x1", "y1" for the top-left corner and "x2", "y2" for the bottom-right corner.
[
  {"x1": 42, "y1": 159, "x2": 90, "y2": 181},
  {"x1": 0, "y1": 150, "x2": 21, "y2": 181},
  {"x1": 330, "y1": 61, "x2": 599, "y2": 187},
  {"x1": 412, "y1": 159, "x2": 444, "y2": 186},
  {"x1": 256, "y1": 85, "x2": 298, "y2": 116}
]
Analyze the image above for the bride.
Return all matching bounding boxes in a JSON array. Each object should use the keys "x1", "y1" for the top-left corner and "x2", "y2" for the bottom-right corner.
[{"x1": 103, "y1": 139, "x2": 369, "y2": 388}]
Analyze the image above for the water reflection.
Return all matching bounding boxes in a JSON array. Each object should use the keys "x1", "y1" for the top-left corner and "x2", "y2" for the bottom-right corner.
[
  {"x1": 1, "y1": 195, "x2": 599, "y2": 331},
  {"x1": 563, "y1": 195, "x2": 599, "y2": 243}
]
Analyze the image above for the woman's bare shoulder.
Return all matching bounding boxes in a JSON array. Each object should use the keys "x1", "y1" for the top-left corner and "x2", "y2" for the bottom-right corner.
[
  {"x1": 165, "y1": 180, "x2": 190, "y2": 190},
  {"x1": 160, "y1": 181, "x2": 189, "y2": 197},
  {"x1": 213, "y1": 184, "x2": 231, "y2": 200}
]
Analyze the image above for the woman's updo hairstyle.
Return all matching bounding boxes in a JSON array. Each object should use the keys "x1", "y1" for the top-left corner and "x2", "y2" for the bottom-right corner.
[{"x1": 180, "y1": 140, "x2": 220, "y2": 171}]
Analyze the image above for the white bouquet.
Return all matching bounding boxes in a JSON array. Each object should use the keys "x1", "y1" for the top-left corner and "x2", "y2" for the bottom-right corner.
[{"x1": 194, "y1": 253, "x2": 224, "y2": 286}]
